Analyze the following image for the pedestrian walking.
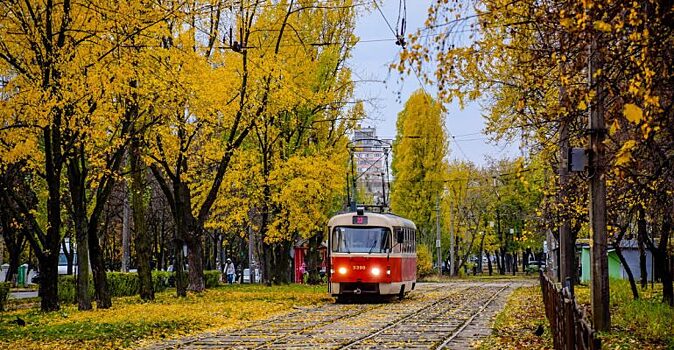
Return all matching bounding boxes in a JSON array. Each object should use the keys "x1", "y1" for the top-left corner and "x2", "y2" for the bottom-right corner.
[{"x1": 224, "y1": 258, "x2": 236, "y2": 284}]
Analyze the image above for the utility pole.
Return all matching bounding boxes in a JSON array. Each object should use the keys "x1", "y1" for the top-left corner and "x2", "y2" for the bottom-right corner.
[
  {"x1": 436, "y1": 195, "x2": 442, "y2": 275},
  {"x1": 589, "y1": 33, "x2": 610, "y2": 331},
  {"x1": 350, "y1": 150, "x2": 357, "y2": 211},
  {"x1": 559, "y1": 64, "x2": 574, "y2": 288},
  {"x1": 449, "y1": 192, "x2": 455, "y2": 277}
]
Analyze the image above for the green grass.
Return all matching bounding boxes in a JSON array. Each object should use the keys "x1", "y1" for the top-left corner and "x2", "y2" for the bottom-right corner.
[{"x1": 575, "y1": 279, "x2": 674, "y2": 349}]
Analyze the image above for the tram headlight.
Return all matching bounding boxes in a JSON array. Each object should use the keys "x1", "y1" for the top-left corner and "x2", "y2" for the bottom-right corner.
[
  {"x1": 338, "y1": 267, "x2": 347, "y2": 275},
  {"x1": 386, "y1": 269, "x2": 391, "y2": 276},
  {"x1": 371, "y1": 267, "x2": 381, "y2": 276}
]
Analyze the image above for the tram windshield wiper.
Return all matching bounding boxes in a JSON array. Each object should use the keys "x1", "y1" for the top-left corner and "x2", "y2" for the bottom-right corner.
[{"x1": 368, "y1": 239, "x2": 378, "y2": 254}]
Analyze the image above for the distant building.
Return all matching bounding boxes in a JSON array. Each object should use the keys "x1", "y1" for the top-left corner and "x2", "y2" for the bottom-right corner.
[
  {"x1": 578, "y1": 239, "x2": 654, "y2": 283},
  {"x1": 351, "y1": 127, "x2": 391, "y2": 207}
]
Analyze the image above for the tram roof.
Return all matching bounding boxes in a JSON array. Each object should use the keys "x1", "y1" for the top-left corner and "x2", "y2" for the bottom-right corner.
[{"x1": 328, "y1": 211, "x2": 417, "y2": 230}]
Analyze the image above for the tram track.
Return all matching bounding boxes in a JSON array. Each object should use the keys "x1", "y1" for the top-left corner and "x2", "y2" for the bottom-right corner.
[
  {"x1": 147, "y1": 281, "x2": 526, "y2": 349},
  {"x1": 434, "y1": 283, "x2": 510, "y2": 349},
  {"x1": 336, "y1": 283, "x2": 507, "y2": 350},
  {"x1": 250, "y1": 284, "x2": 466, "y2": 349}
]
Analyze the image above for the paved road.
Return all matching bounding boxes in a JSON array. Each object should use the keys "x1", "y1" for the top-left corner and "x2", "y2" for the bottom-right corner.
[
  {"x1": 8, "y1": 291, "x2": 38, "y2": 299},
  {"x1": 148, "y1": 280, "x2": 534, "y2": 350}
]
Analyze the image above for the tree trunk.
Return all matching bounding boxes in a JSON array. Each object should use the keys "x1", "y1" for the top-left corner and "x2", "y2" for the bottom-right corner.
[
  {"x1": 614, "y1": 245, "x2": 639, "y2": 300},
  {"x1": 75, "y1": 222, "x2": 91, "y2": 310},
  {"x1": 637, "y1": 206, "x2": 648, "y2": 289},
  {"x1": 38, "y1": 123, "x2": 63, "y2": 311},
  {"x1": 122, "y1": 191, "x2": 130, "y2": 273},
  {"x1": 130, "y1": 135, "x2": 154, "y2": 301},
  {"x1": 2, "y1": 237, "x2": 22, "y2": 283},
  {"x1": 486, "y1": 251, "x2": 493, "y2": 276},
  {"x1": 262, "y1": 242, "x2": 272, "y2": 286},
  {"x1": 477, "y1": 233, "x2": 485, "y2": 273},
  {"x1": 306, "y1": 233, "x2": 323, "y2": 285},
  {"x1": 186, "y1": 233, "x2": 205, "y2": 292},
  {"x1": 5, "y1": 251, "x2": 19, "y2": 284},
  {"x1": 272, "y1": 242, "x2": 292, "y2": 284},
  {"x1": 38, "y1": 253, "x2": 60, "y2": 311},
  {"x1": 174, "y1": 234, "x2": 187, "y2": 297},
  {"x1": 88, "y1": 226, "x2": 111, "y2": 308},
  {"x1": 500, "y1": 248, "x2": 507, "y2": 275},
  {"x1": 653, "y1": 250, "x2": 673, "y2": 306},
  {"x1": 62, "y1": 239, "x2": 74, "y2": 275},
  {"x1": 67, "y1": 148, "x2": 93, "y2": 311}
]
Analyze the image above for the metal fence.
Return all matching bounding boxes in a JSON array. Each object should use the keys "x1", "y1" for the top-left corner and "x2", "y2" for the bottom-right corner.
[{"x1": 539, "y1": 271, "x2": 602, "y2": 350}]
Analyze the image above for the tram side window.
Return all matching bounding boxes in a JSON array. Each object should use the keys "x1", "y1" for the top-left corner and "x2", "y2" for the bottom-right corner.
[
  {"x1": 405, "y1": 229, "x2": 410, "y2": 253},
  {"x1": 412, "y1": 229, "x2": 416, "y2": 252}
]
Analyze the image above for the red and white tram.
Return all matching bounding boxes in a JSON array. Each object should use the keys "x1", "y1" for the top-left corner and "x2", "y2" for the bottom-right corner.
[{"x1": 327, "y1": 208, "x2": 417, "y2": 301}]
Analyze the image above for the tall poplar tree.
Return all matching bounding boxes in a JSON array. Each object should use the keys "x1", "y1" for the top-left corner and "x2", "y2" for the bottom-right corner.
[{"x1": 390, "y1": 90, "x2": 449, "y2": 251}]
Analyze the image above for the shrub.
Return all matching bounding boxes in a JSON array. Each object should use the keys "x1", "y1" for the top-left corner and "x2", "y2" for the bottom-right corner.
[
  {"x1": 525, "y1": 265, "x2": 540, "y2": 275},
  {"x1": 57, "y1": 275, "x2": 94, "y2": 304},
  {"x1": 152, "y1": 271, "x2": 171, "y2": 292},
  {"x1": 416, "y1": 243, "x2": 434, "y2": 277},
  {"x1": 204, "y1": 270, "x2": 221, "y2": 288},
  {"x1": 0, "y1": 282, "x2": 10, "y2": 311},
  {"x1": 107, "y1": 272, "x2": 140, "y2": 297},
  {"x1": 57, "y1": 270, "x2": 219, "y2": 304}
]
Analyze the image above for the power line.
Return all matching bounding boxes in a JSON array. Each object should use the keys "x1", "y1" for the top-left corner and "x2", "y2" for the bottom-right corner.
[{"x1": 373, "y1": 1, "x2": 397, "y2": 37}]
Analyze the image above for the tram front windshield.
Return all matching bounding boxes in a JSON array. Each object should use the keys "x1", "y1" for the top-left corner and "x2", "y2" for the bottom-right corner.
[{"x1": 332, "y1": 227, "x2": 391, "y2": 253}]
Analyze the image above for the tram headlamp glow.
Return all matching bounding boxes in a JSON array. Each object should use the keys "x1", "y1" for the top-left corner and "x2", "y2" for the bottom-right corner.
[
  {"x1": 386, "y1": 269, "x2": 391, "y2": 276},
  {"x1": 338, "y1": 267, "x2": 347, "y2": 275},
  {"x1": 371, "y1": 267, "x2": 381, "y2": 276}
]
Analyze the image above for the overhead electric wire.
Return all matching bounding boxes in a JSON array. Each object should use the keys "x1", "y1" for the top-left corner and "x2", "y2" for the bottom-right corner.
[{"x1": 373, "y1": 1, "x2": 398, "y2": 37}]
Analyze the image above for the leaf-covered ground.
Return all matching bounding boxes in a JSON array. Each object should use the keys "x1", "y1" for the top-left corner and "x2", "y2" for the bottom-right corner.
[
  {"x1": 0, "y1": 284, "x2": 330, "y2": 349},
  {"x1": 477, "y1": 285, "x2": 552, "y2": 349}
]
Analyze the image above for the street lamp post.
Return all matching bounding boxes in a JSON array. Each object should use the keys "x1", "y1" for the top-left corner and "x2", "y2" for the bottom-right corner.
[{"x1": 436, "y1": 195, "x2": 441, "y2": 276}]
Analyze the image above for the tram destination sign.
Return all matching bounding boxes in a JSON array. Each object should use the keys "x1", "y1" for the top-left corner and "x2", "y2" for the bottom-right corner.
[{"x1": 352, "y1": 216, "x2": 368, "y2": 225}]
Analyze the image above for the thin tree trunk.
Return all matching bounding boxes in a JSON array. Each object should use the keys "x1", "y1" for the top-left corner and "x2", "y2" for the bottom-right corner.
[
  {"x1": 486, "y1": 251, "x2": 493, "y2": 276},
  {"x1": 130, "y1": 134, "x2": 154, "y2": 301},
  {"x1": 67, "y1": 146, "x2": 92, "y2": 311},
  {"x1": 174, "y1": 234, "x2": 187, "y2": 297},
  {"x1": 88, "y1": 227, "x2": 111, "y2": 308},
  {"x1": 306, "y1": 234, "x2": 322, "y2": 285},
  {"x1": 122, "y1": 190, "x2": 130, "y2": 273},
  {"x1": 62, "y1": 239, "x2": 74, "y2": 275},
  {"x1": 614, "y1": 245, "x2": 639, "y2": 300},
  {"x1": 637, "y1": 206, "x2": 648, "y2": 289}
]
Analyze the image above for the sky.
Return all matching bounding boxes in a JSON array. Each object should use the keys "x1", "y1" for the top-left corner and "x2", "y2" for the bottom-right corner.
[{"x1": 349, "y1": 1, "x2": 521, "y2": 166}]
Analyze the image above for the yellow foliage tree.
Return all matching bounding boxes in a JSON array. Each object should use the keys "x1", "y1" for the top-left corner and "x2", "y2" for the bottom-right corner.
[{"x1": 390, "y1": 90, "x2": 449, "y2": 257}]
